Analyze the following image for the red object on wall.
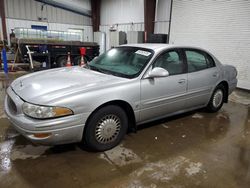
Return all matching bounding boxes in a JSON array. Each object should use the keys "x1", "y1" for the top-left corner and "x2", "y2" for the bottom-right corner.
[{"x1": 80, "y1": 47, "x2": 86, "y2": 56}]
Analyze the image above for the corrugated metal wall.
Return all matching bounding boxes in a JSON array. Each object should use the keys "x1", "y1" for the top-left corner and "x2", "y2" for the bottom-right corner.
[
  {"x1": 99, "y1": 0, "x2": 144, "y2": 50},
  {"x1": 4, "y1": 0, "x2": 92, "y2": 25},
  {"x1": 4, "y1": 0, "x2": 93, "y2": 42},
  {"x1": 154, "y1": 0, "x2": 171, "y2": 34},
  {"x1": 100, "y1": 0, "x2": 144, "y2": 25},
  {"x1": 169, "y1": 0, "x2": 250, "y2": 90}
]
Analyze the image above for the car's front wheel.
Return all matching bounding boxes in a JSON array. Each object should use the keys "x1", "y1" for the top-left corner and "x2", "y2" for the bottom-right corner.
[
  {"x1": 206, "y1": 84, "x2": 225, "y2": 112},
  {"x1": 84, "y1": 105, "x2": 128, "y2": 151}
]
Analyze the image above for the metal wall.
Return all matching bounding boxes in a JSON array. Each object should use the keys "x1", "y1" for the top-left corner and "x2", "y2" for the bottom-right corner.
[
  {"x1": 169, "y1": 0, "x2": 250, "y2": 90},
  {"x1": 4, "y1": 0, "x2": 93, "y2": 42},
  {"x1": 99, "y1": 0, "x2": 144, "y2": 50},
  {"x1": 100, "y1": 0, "x2": 144, "y2": 25},
  {"x1": 4, "y1": 0, "x2": 91, "y2": 25},
  {"x1": 154, "y1": 0, "x2": 171, "y2": 34}
]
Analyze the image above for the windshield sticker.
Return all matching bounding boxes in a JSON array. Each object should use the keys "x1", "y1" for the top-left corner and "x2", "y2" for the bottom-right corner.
[{"x1": 135, "y1": 50, "x2": 151, "y2": 57}]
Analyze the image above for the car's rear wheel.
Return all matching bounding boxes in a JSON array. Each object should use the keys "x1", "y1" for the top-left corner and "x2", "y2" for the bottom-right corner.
[
  {"x1": 84, "y1": 105, "x2": 128, "y2": 151},
  {"x1": 206, "y1": 84, "x2": 225, "y2": 112}
]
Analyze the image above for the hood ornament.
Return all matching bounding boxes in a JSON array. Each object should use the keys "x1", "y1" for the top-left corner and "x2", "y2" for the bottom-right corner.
[{"x1": 20, "y1": 81, "x2": 23, "y2": 87}]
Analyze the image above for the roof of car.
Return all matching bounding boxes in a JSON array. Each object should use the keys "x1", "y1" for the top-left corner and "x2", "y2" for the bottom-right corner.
[
  {"x1": 121, "y1": 43, "x2": 205, "y2": 52},
  {"x1": 121, "y1": 43, "x2": 171, "y2": 50}
]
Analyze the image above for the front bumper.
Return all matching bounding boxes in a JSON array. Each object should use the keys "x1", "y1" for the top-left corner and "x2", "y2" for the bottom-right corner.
[{"x1": 4, "y1": 87, "x2": 90, "y2": 145}]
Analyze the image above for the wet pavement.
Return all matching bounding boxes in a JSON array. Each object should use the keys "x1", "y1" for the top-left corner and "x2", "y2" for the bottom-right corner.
[{"x1": 0, "y1": 74, "x2": 250, "y2": 188}]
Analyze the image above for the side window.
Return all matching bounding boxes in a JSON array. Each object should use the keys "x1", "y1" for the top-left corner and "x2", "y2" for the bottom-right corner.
[
  {"x1": 153, "y1": 51, "x2": 184, "y2": 75},
  {"x1": 185, "y1": 50, "x2": 207, "y2": 72},
  {"x1": 205, "y1": 53, "x2": 215, "y2": 68}
]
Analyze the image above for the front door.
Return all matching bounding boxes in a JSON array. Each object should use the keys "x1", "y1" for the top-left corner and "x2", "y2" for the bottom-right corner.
[{"x1": 140, "y1": 49, "x2": 187, "y2": 122}]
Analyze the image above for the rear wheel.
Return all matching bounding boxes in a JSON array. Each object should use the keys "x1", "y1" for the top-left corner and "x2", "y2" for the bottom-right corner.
[
  {"x1": 206, "y1": 84, "x2": 225, "y2": 112},
  {"x1": 84, "y1": 105, "x2": 128, "y2": 151}
]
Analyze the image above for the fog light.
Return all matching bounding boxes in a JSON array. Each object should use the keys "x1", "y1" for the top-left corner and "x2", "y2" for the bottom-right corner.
[{"x1": 33, "y1": 133, "x2": 52, "y2": 138}]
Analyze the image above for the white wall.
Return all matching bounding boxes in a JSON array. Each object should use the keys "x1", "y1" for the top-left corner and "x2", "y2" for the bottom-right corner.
[
  {"x1": 154, "y1": 0, "x2": 171, "y2": 34},
  {"x1": 4, "y1": 0, "x2": 93, "y2": 42},
  {"x1": 100, "y1": 0, "x2": 144, "y2": 25},
  {"x1": 100, "y1": 0, "x2": 144, "y2": 50},
  {"x1": 4, "y1": 0, "x2": 92, "y2": 25},
  {"x1": 169, "y1": 0, "x2": 250, "y2": 90}
]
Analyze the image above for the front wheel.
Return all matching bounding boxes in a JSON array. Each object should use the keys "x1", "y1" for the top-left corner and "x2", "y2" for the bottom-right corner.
[
  {"x1": 206, "y1": 84, "x2": 225, "y2": 112},
  {"x1": 83, "y1": 105, "x2": 128, "y2": 151}
]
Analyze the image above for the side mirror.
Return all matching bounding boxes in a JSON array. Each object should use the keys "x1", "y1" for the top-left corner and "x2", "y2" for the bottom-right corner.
[{"x1": 145, "y1": 67, "x2": 169, "y2": 78}]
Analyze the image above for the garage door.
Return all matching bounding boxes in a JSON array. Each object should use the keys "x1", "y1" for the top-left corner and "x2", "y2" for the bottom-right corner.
[{"x1": 169, "y1": 0, "x2": 250, "y2": 90}]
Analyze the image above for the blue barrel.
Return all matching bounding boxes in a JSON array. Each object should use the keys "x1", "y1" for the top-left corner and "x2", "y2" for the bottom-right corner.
[{"x1": 2, "y1": 48, "x2": 8, "y2": 74}]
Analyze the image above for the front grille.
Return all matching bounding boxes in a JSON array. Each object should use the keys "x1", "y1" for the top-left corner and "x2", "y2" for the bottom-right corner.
[{"x1": 7, "y1": 95, "x2": 17, "y2": 114}]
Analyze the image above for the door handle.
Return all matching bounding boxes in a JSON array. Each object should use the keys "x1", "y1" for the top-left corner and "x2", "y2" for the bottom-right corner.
[
  {"x1": 212, "y1": 72, "x2": 219, "y2": 77},
  {"x1": 178, "y1": 79, "x2": 186, "y2": 84}
]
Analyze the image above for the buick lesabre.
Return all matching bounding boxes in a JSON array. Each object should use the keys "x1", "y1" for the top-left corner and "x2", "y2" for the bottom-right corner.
[{"x1": 4, "y1": 44, "x2": 237, "y2": 151}]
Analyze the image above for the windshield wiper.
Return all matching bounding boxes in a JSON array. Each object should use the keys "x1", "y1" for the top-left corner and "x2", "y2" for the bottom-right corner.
[{"x1": 89, "y1": 65, "x2": 112, "y2": 75}]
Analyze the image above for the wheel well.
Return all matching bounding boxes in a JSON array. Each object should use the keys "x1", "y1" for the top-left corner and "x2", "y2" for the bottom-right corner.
[
  {"x1": 218, "y1": 81, "x2": 229, "y2": 103},
  {"x1": 85, "y1": 100, "x2": 136, "y2": 133}
]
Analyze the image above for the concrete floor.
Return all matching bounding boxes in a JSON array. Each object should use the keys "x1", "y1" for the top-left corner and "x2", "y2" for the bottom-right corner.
[{"x1": 0, "y1": 74, "x2": 250, "y2": 188}]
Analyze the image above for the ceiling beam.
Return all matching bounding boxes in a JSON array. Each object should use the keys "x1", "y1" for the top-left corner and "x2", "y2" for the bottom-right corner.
[
  {"x1": 0, "y1": 0, "x2": 7, "y2": 42},
  {"x1": 144, "y1": 0, "x2": 156, "y2": 37},
  {"x1": 91, "y1": 0, "x2": 100, "y2": 32},
  {"x1": 36, "y1": 0, "x2": 92, "y2": 17}
]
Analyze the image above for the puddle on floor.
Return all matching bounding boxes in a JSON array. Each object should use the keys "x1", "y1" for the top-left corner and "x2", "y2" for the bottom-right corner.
[
  {"x1": 119, "y1": 156, "x2": 204, "y2": 188},
  {"x1": 192, "y1": 113, "x2": 204, "y2": 119},
  {"x1": 11, "y1": 145, "x2": 50, "y2": 160},
  {"x1": 99, "y1": 144, "x2": 142, "y2": 167},
  {"x1": 0, "y1": 140, "x2": 15, "y2": 173}
]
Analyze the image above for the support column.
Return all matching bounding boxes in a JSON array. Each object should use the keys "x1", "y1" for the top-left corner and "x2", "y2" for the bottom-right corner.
[
  {"x1": 91, "y1": 0, "x2": 101, "y2": 32},
  {"x1": 144, "y1": 0, "x2": 156, "y2": 41},
  {"x1": 0, "y1": 0, "x2": 7, "y2": 42}
]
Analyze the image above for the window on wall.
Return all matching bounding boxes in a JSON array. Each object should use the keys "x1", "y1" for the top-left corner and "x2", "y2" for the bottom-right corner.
[
  {"x1": 153, "y1": 50, "x2": 184, "y2": 75},
  {"x1": 68, "y1": 29, "x2": 84, "y2": 42},
  {"x1": 31, "y1": 25, "x2": 47, "y2": 31}
]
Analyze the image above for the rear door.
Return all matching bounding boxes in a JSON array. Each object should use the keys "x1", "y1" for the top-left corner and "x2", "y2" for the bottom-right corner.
[
  {"x1": 140, "y1": 49, "x2": 187, "y2": 122},
  {"x1": 184, "y1": 49, "x2": 220, "y2": 108}
]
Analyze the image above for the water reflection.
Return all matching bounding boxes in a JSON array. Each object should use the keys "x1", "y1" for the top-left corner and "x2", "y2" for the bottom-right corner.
[
  {"x1": 0, "y1": 140, "x2": 15, "y2": 173},
  {"x1": 236, "y1": 107, "x2": 250, "y2": 186},
  {"x1": 204, "y1": 111, "x2": 230, "y2": 139}
]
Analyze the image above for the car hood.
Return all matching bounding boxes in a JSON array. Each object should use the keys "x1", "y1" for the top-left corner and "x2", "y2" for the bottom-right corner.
[{"x1": 11, "y1": 67, "x2": 127, "y2": 104}]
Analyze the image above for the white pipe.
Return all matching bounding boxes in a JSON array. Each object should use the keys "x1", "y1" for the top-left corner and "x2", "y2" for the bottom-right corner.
[{"x1": 25, "y1": 45, "x2": 34, "y2": 70}]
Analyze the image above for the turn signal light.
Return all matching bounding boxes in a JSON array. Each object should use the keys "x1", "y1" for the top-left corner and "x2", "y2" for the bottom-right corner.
[{"x1": 33, "y1": 133, "x2": 52, "y2": 138}]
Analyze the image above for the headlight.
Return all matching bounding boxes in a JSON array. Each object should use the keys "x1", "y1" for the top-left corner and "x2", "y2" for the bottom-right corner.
[{"x1": 22, "y1": 102, "x2": 73, "y2": 119}]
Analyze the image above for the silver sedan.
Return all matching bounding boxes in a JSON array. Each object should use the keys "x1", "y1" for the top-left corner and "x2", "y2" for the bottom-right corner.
[{"x1": 4, "y1": 44, "x2": 237, "y2": 151}]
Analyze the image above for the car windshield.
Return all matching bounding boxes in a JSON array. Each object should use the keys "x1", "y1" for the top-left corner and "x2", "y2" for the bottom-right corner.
[{"x1": 88, "y1": 47, "x2": 154, "y2": 78}]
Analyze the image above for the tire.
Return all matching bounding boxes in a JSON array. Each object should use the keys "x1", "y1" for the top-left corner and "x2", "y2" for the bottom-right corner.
[
  {"x1": 57, "y1": 56, "x2": 67, "y2": 67},
  {"x1": 84, "y1": 105, "x2": 128, "y2": 151},
  {"x1": 206, "y1": 84, "x2": 225, "y2": 112}
]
